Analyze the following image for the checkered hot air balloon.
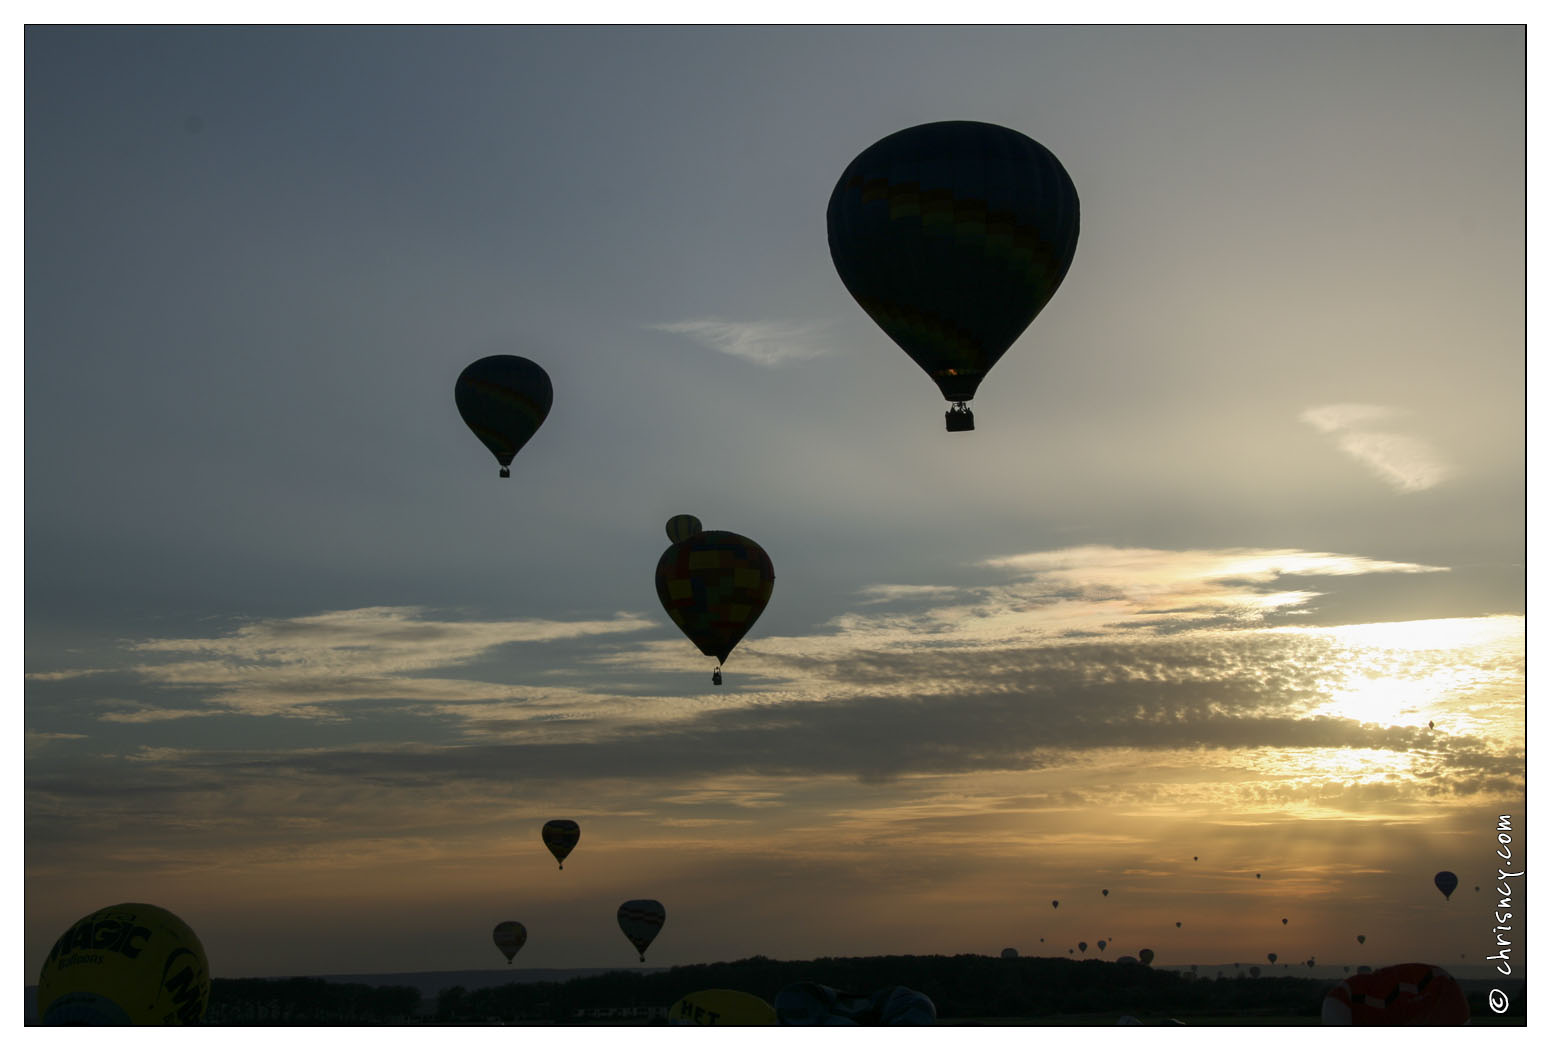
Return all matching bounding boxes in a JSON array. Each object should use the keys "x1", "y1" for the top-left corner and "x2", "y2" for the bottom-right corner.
[{"x1": 655, "y1": 528, "x2": 773, "y2": 682}]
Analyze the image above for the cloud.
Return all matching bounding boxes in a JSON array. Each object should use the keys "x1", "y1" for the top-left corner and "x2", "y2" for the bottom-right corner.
[
  {"x1": 1300, "y1": 403, "x2": 1453, "y2": 492},
  {"x1": 648, "y1": 318, "x2": 831, "y2": 366},
  {"x1": 116, "y1": 606, "x2": 655, "y2": 718}
]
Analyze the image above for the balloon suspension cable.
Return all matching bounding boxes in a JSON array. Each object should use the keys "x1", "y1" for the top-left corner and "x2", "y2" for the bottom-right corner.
[{"x1": 945, "y1": 402, "x2": 975, "y2": 432}]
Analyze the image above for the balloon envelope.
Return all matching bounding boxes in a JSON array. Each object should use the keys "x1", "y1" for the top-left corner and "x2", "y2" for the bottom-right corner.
[
  {"x1": 669, "y1": 988, "x2": 776, "y2": 1025},
  {"x1": 38, "y1": 903, "x2": 209, "y2": 1025},
  {"x1": 1138, "y1": 949, "x2": 1155, "y2": 965},
  {"x1": 455, "y1": 355, "x2": 553, "y2": 473},
  {"x1": 618, "y1": 899, "x2": 666, "y2": 961},
  {"x1": 492, "y1": 921, "x2": 527, "y2": 963},
  {"x1": 655, "y1": 530, "x2": 774, "y2": 666},
  {"x1": 826, "y1": 121, "x2": 1080, "y2": 415},
  {"x1": 1321, "y1": 963, "x2": 1468, "y2": 1025},
  {"x1": 666, "y1": 515, "x2": 704, "y2": 544},
  {"x1": 1434, "y1": 871, "x2": 1459, "y2": 900},
  {"x1": 541, "y1": 819, "x2": 580, "y2": 869}
]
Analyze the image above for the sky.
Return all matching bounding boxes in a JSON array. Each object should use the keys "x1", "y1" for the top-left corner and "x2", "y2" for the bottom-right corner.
[{"x1": 23, "y1": 24, "x2": 1528, "y2": 987}]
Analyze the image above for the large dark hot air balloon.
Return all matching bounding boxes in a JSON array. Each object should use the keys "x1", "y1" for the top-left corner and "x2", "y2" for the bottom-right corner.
[
  {"x1": 542, "y1": 819, "x2": 580, "y2": 869},
  {"x1": 618, "y1": 899, "x2": 666, "y2": 962},
  {"x1": 827, "y1": 121, "x2": 1080, "y2": 432},
  {"x1": 1434, "y1": 871, "x2": 1458, "y2": 900},
  {"x1": 455, "y1": 355, "x2": 552, "y2": 477},
  {"x1": 655, "y1": 526, "x2": 774, "y2": 682}
]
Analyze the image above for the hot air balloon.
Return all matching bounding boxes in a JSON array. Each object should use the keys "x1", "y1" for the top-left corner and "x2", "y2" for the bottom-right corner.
[
  {"x1": 1434, "y1": 871, "x2": 1458, "y2": 900},
  {"x1": 656, "y1": 528, "x2": 774, "y2": 682},
  {"x1": 1357, "y1": 934, "x2": 1366, "y2": 945},
  {"x1": 1249, "y1": 966, "x2": 1261, "y2": 978},
  {"x1": 826, "y1": 121, "x2": 1080, "y2": 432},
  {"x1": 669, "y1": 988, "x2": 777, "y2": 1026},
  {"x1": 1256, "y1": 873, "x2": 1262, "y2": 879},
  {"x1": 1000, "y1": 947, "x2": 1018, "y2": 959},
  {"x1": 1097, "y1": 940, "x2": 1107, "y2": 951},
  {"x1": 1267, "y1": 953, "x2": 1277, "y2": 964},
  {"x1": 1282, "y1": 918, "x2": 1289, "y2": 925},
  {"x1": 1051, "y1": 900, "x2": 1059, "y2": 909},
  {"x1": 1138, "y1": 948, "x2": 1155, "y2": 966},
  {"x1": 1175, "y1": 921, "x2": 1182, "y2": 928},
  {"x1": 492, "y1": 921, "x2": 527, "y2": 964},
  {"x1": 618, "y1": 899, "x2": 665, "y2": 962},
  {"x1": 1101, "y1": 888, "x2": 1109, "y2": 897},
  {"x1": 1078, "y1": 941, "x2": 1088, "y2": 953},
  {"x1": 454, "y1": 355, "x2": 552, "y2": 478},
  {"x1": 1321, "y1": 963, "x2": 1469, "y2": 1025},
  {"x1": 666, "y1": 515, "x2": 703, "y2": 544},
  {"x1": 541, "y1": 819, "x2": 580, "y2": 869},
  {"x1": 37, "y1": 903, "x2": 209, "y2": 1025}
]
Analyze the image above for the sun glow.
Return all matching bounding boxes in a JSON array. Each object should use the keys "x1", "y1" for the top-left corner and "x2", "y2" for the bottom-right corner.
[{"x1": 1278, "y1": 615, "x2": 1523, "y2": 736}]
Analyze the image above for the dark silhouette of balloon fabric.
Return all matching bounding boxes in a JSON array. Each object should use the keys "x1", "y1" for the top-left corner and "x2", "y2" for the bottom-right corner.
[
  {"x1": 542, "y1": 819, "x2": 580, "y2": 869},
  {"x1": 492, "y1": 921, "x2": 527, "y2": 964},
  {"x1": 1434, "y1": 871, "x2": 1459, "y2": 900},
  {"x1": 828, "y1": 120, "x2": 1080, "y2": 432},
  {"x1": 455, "y1": 355, "x2": 552, "y2": 477},
  {"x1": 656, "y1": 526, "x2": 774, "y2": 680}
]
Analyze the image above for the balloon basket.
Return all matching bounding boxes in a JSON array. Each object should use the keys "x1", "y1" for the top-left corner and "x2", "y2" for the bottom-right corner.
[{"x1": 945, "y1": 404, "x2": 975, "y2": 432}]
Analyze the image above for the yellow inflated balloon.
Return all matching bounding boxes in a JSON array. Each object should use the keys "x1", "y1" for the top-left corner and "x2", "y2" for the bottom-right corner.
[
  {"x1": 668, "y1": 988, "x2": 777, "y2": 1025},
  {"x1": 37, "y1": 903, "x2": 210, "y2": 1025}
]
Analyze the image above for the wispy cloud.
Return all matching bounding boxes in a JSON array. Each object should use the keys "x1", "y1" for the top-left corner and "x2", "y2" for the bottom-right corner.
[
  {"x1": 648, "y1": 318, "x2": 831, "y2": 366},
  {"x1": 1300, "y1": 403, "x2": 1453, "y2": 492},
  {"x1": 116, "y1": 607, "x2": 654, "y2": 718}
]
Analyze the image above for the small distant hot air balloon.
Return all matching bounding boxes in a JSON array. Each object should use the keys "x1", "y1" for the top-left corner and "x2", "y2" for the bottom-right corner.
[
  {"x1": 1268, "y1": 953, "x2": 1277, "y2": 964},
  {"x1": 1249, "y1": 966, "x2": 1261, "y2": 978},
  {"x1": 492, "y1": 921, "x2": 527, "y2": 964},
  {"x1": 618, "y1": 899, "x2": 666, "y2": 962},
  {"x1": 1051, "y1": 900, "x2": 1059, "y2": 909},
  {"x1": 1357, "y1": 934, "x2": 1366, "y2": 945},
  {"x1": 1282, "y1": 918, "x2": 1289, "y2": 925},
  {"x1": 1078, "y1": 941, "x2": 1088, "y2": 953},
  {"x1": 1175, "y1": 921, "x2": 1182, "y2": 928},
  {"x1": 1000, "y1": 947, "x2": 1018, "y2": 959},
  {"x1": 1097, "y1": 940, "x2": 1107, "y2": 951},
  {"x1": 1256, "y1": 873, "x2": 1262, "y2": 879},
  {"x1": 656, "y1": 527, "x2": 774, "y2": 683},
  {"x1": 455, "y1": 355, "x2": 553, "y2": 478},
  {"x1": 1101, "y1": 888, "x2": 1109, "y2": 897},
  {"x1": 1193, "y1": 856, "x2": 1198, "y2": 861},
  {"x1": 1434, "y1": 871, "x2": 1458, "y2": 900},
  {"x1": 541, "y1": 819, "x2": 580, "y2": 869},
  {"x1": 1138, "y1": 949, "x2": 1155, "y2": 966}
]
